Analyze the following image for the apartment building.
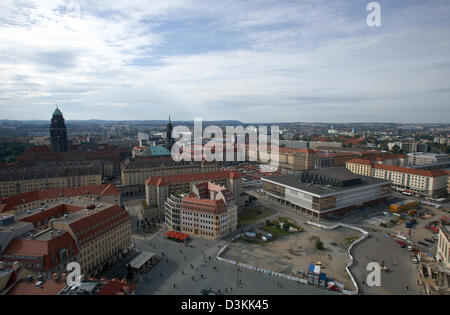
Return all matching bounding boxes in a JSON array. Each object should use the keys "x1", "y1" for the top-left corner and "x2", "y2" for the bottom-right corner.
[
  {"x1": 346, "y1": 159, "x2": 448, "y2": 198},
  {"x1": 165, "y1": 182, "x2": 238, "y2": 240},
  {"x1": 0, "y1": 162, "x2": 102, "y2": 198}
]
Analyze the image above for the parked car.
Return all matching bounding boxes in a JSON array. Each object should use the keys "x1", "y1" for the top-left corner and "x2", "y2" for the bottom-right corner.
[
  {"x1": 424, "y1": 238, "x2": 434, "y2": 243},
  {"x1": 411, "y1": 258, "x2": 419, "y2": 264},
  {"x1": 418, "y1": 241, "x2": 428, "y2": 247}
]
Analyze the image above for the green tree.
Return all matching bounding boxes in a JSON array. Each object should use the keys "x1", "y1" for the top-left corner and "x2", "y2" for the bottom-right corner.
[
  {"x1": 391, "y1": 144, "x2": 401, "y2": 153},
  {"x1": 315, "y1": 239, "x2": 324, "y2": 250}
]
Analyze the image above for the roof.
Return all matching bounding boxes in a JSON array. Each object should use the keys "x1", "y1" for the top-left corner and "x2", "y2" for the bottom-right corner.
[
  {"x1": 347, "y1": 159, "x2": 373, "y2": 166},
  {"x1": 165, "y1": 231, "x2": 190, "y2": 240},
  {"x1": 6, "y1": 279, "x2": 66, "y2": 295},
  {"x1": 279, "y1": 147, "x2": 318, "y2": 154},
  {"x1": 262, "y1": 169, "x2": 390, "y2": 196},
  {"x1": 68, "y1": 205, "x2": 129, "y2": 240},
  {"x1": 0, "y1": 184, "x2": 120, "y2": 212},
  {"x1": 96, "y1": 279, "x2": 136, "y2": 295},
  {"x1": 2, "y1": 232, "x2": 78, "y2": 270},
  {"x1": 347, "y1": 159, "x2": 447, "y2": 177},
  {"x1": 145, "y1": 170, "x2": 241, "y2": 186},
  {"x1": 129, "y1": 251, "x2": 156, "y2": 269},
  {"x1": 148, "y1": 146, "x2": 171, "y2": 156},
  {"x1": 373, "y1": 164, "x2": 447, "y2": 177},
  {"x1": 52, "y1": 107, "x2": 63, "y2": 116}
]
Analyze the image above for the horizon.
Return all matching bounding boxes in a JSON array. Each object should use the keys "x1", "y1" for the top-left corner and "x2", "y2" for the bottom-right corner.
[{"x1": 2, "y1": 117, "x2": 450, "y2": 125}]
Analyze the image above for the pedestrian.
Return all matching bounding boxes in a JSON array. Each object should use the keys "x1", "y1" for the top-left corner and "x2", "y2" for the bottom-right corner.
[{"x1": 173, "y1": 284, "x2": 176, "y2": 289}]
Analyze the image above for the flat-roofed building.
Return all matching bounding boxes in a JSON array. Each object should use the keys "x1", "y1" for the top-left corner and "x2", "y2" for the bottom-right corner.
[{"x1": 261, "y1": 167, "x2": 391, "y2": 219}]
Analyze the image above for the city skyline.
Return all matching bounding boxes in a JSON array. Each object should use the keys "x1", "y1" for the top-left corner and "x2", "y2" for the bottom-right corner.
[{"x1": 0, "y1": 1, "x2": 449, "y2": 123}]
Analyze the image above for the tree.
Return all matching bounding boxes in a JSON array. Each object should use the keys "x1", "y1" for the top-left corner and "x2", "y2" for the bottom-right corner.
[
  {"x1": 391, "y1": 144, "x2": 401, "y2": 153},
  {"x1": 283, "y1": 223, "x2": 290, "y2": 232},
  {"x1": 315, "y1": 239, "x2": 324, "y2": 250}
]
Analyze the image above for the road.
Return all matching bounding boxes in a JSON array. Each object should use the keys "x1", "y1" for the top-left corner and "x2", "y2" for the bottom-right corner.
[{"x1": 350, "y1": 231, "x2": 422, "y2": 295}]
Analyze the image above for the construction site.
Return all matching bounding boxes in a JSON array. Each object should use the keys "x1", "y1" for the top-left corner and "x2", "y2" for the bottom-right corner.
[
  {"x1": 417, "y1": 217, "x2": 450, "y2": 295},
  {"x1": 221, "y1": 221, "x2": 363, "y2": 291}
]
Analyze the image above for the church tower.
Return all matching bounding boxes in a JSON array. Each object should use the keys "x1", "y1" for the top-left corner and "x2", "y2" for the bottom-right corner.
[
  {"x1": 50, "y1": 106, "x2": 68, "y2": 152},
  {"x1": 165, "y1": 115, "x2": 175, "y2": 150}
]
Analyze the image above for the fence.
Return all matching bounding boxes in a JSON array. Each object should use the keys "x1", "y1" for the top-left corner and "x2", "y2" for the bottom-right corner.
[{"x1": 306, "y1": 221, "x2": 369, "y2": 295}]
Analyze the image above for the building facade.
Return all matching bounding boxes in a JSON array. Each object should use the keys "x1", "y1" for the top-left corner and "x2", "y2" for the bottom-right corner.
[
  {"x1": 437, "y1": 220, "x2": 450, "y2": 271},
  {"x1": 0, "y1": 162, "x2": 102, "y2": 198},
  {"x1": 165, "y1": 182, "x2": 238, "y2": 240},
  {"x1": 346, "y1": 159, "x2": 448, "y2": 198}
]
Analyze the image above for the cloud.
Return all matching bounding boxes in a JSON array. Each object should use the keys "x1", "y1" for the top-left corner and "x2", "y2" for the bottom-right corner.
[{"x1": 0, "y1": 0, "x2": 449, "y2": 122}]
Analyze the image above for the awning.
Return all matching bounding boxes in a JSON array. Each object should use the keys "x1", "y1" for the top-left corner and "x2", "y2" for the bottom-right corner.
[
  {"x1": 129, "y1": 251, "x2": 156, "y2": 269},
  {"x1": 165, "y1": 231, "x2": 190, "y2": 240}
]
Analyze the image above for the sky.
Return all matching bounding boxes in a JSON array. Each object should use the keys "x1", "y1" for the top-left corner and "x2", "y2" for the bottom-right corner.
[{"x1": 0, "y1": 0, "x2": 449, "y2": 123}]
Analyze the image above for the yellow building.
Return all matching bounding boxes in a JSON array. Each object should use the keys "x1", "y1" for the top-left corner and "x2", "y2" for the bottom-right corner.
[{"x1": 51, "y1": 204, "x2": 131, "y2": 277}]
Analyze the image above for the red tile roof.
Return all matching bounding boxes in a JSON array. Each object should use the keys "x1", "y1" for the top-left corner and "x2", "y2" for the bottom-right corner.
[
  {"x1": 373, "y1": 164, "x2": 447, "y2": 177},
  {"x1": 6, "y1": 279, "x2": 66, "y2": 295},
  {"x1": 279, "y1": 147, "x2": 317, "y2": 154},
  {"x1": 348, "y1": 159, "x2": 447, "y2": 177},
  {"x1": 145, "y1": 170, "x2": 241, "y2": 186},
  {"x1": 2, "y1": 232, "x2": 79, "y2": 271},
  {"x1": 165, "y1": 231, "x2": 190, "y2": 240},
  {"x1": 0, "y1": 184, "x2": 120, "y2": 213},
  {"x1": 96, "y1": 279, "x2": 136, "y2": 295},
  {"x1": 69, "y1": 205, "x2": 129, "y2": 244},
  {"x1": 19, "y1": 204, "x2": 84, "y2": 227},
  {"x1": 347, "y1": 159, "x2": 373, "y2": 166}
]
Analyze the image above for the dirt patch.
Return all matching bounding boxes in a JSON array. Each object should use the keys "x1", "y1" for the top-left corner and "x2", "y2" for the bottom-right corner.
[{"x1": 222, "y1": 224, "x2": 362, "y2": 290}]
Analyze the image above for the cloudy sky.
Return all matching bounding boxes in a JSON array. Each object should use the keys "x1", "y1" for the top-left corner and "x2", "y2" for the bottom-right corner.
[{"x1": 0, "y1": 0, "x2": 449, "y2": 123}]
